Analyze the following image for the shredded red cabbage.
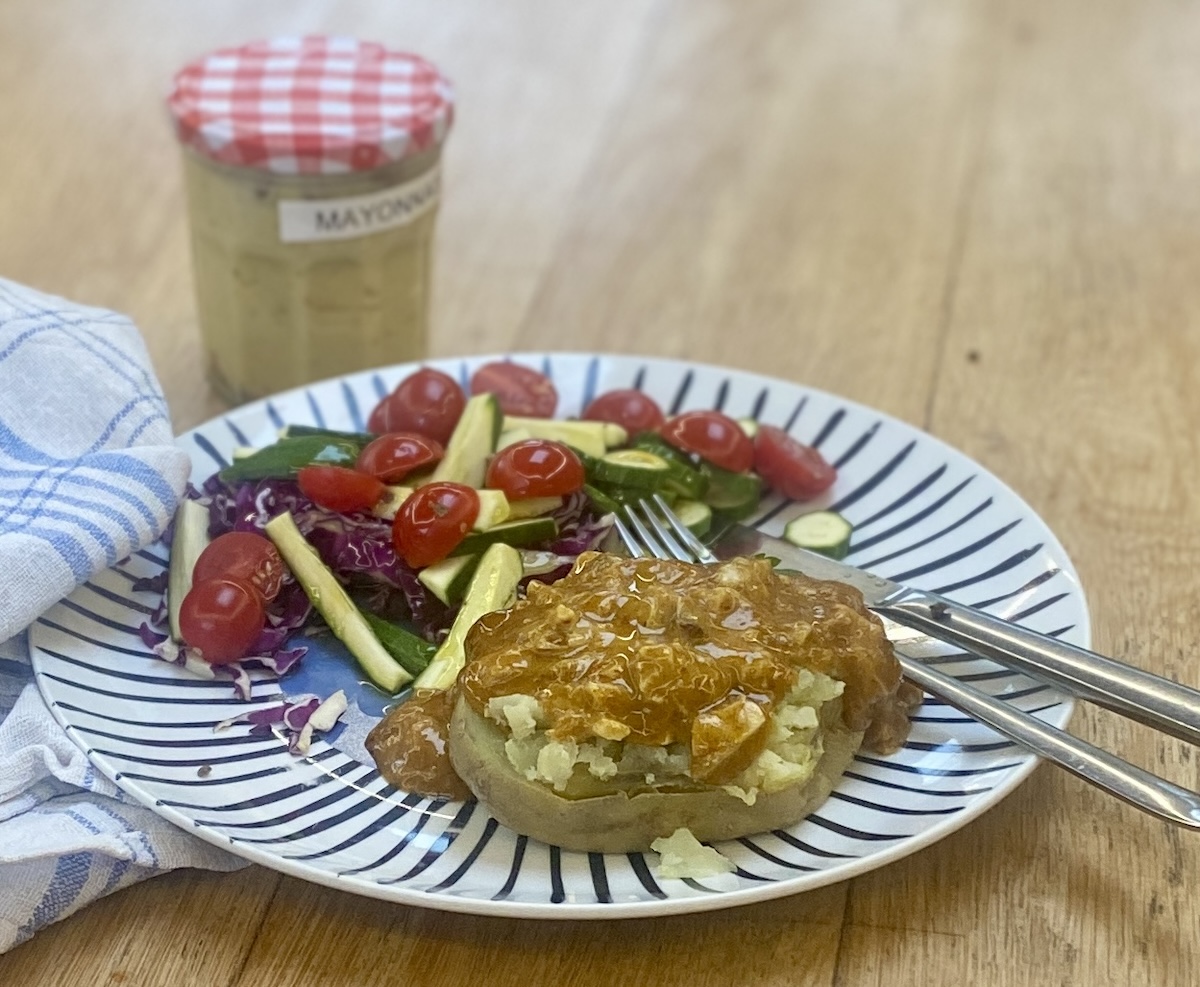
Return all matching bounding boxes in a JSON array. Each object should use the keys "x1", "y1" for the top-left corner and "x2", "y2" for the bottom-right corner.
[
  {"x1": 215, "y1": 693, "x2": 344, "y2": 753},
  {"x1": 148, "y1": 463, "x2": 611, "y2": 700}
]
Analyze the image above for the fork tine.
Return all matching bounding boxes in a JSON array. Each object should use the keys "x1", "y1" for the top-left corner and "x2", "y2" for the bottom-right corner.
[
  {"x1": 623, "y1": 502, "x2": 685, "y2": 560},
  {"x1": 612, "y1": 515, "x2": 644, "y2": 557},
  {"x1": 634, "y1": 499, "x2": 696, "y2": 563},
  {"x1": 650, "y1": 493, "x2": 719, "y2": 564}
]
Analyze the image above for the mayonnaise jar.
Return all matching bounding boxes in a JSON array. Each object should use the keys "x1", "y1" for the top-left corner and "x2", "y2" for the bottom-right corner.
[{"x1": 167, "y1": 36, "x2": 454, "y2": 403}]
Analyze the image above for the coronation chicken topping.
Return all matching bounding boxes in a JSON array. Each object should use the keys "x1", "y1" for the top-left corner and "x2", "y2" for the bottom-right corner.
[{"x1": 457, "y1": 552, "x2": 914, "y2": 791}]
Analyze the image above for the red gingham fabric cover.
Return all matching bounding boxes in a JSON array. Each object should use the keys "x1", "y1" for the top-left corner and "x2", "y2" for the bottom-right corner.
[{"x1": 167, "y1": 36, "x2": 454, "y2": 175}]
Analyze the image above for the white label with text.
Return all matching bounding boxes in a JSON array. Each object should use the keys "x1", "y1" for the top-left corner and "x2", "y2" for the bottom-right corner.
[{"x1": 277, "y1": 167, "x2": 440, "y2": 244}]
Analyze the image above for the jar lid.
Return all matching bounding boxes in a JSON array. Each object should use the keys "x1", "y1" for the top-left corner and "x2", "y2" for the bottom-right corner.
[{"x1": 167, "y1": 36, "x2": 454, "y2": 175}]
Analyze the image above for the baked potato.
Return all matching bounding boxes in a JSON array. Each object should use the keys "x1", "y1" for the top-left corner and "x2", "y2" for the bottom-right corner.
[{"x1": 372, "y1": 551, "x2": 915, "y2": 854}]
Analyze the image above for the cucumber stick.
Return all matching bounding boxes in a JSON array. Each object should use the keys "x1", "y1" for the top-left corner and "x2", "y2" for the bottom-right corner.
[
  {"x1": 361, "y1": 612, "x2": 436, "y2": 677},
  {"x1": 414, "y1": 542, "x2": 523, "y2": 691},
  {"x1": 430, "y1": 393, "x2": 502, "y2": 488},
  {"x1": 279, "y1": 424, "x2": 374, "y2": 443},
  {"x1": 219, "y1": 436, "x2": 361, "y2": 482},
  {"x1": 167, "y1": 499, "x2": 211, "y2": 641},
  {"x1": 374, "y1": 486, "x2": 511, "y2": 529},
  {"x1": 418, "y1": 554, "x2": 480, "y2": 606},
  {"x1": 452, "y1": 516, "x2": 557, "y2": 556},
  {"x1": 264, "y1": 511, "x2": 413, "y2": 693},
  {"x1": 506, "y1": 495, "x2": 562, "y2": 519},
  {"x1": 500, "y1": 416, "x2": 626, "y2": 459}
]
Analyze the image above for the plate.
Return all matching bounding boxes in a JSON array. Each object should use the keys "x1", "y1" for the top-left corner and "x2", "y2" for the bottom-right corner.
[{"x1": 29, "y1": 354, "x2": 1087, "y2": 918}]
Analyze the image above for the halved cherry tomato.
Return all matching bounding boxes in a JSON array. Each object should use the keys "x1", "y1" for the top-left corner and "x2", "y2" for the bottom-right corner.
[
  {"x1": 392, "y1": 482, "x2": 480, "y2": 568},
  {"x1": 367, "y1": 368, "x2": 466, "y2": 445},
  {"x1": 297, "y1": 465, "x2": 385, "y2": 514},
  {"x1": 659, "y1": 410, "x2": 754, "y2": 472},
  {"x1": 179, "y1": 578, "x2": 266, "y2": 665},
  {"x1": 486, "y1": 439, "x2": 585, "y2": 500},
  {"x1": 470, "y1": 361, "x2": 558, "y2": 417},
  {"x1": 754, "y1": 425, "x2": 837, "y2": 499},
  {"x1": 356, "y1": 432, "x2": 444, "y2": 484},
  {"x1": 582, "y1": 389, "x2": 666, "y2": 434},
  {"x1": 192, "y1": 531, "x2": 285, "y2": 603}
]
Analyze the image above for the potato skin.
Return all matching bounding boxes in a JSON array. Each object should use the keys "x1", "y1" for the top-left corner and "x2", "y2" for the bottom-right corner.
[{"x1": 448, "y1": 695, "x2": 863, "y2": 853}]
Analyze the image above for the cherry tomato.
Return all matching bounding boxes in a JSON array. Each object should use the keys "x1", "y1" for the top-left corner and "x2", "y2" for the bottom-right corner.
[
  {"x1": 753, "y1": 425, "x2": 837, "y2": 499},
  {"x1": 297, "y1": 465, "x2": 385, "y2": 514},
  {"x1": 486, "y1": 439, "x2": 585, "y2": 500},
  {"x1": 392, "y1": 482, "x2": 480, "y2": 568},
  {"x1": 659, "y1": 410, "x2": 754, "y2": 472},
  {"x1": 469, "y1": 361, "x2": 558, "y2": 417},
  {"x1": 356, "y1": 432, "x2": 444, "y2": 483},
  {"x1": 367, "y1": 368, "x2": 466, "y2": 445},
  {"x1": 179, "y1": 578, "x2": 266, "y2": 665},
  {"x1": 192, "y1": 531, "x2": 285, "y2": 603},
  {"x1": 582, "y1": 389, "x2": 666, "y2": 434}
]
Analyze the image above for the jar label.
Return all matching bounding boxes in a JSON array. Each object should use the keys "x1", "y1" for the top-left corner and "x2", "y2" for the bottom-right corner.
[{"x1": 277, "y1": 167, "x2": 440, "y2": 243}]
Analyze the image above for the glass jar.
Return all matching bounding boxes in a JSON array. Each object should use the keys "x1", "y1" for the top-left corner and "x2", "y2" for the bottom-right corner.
[{"x1": 167, "y1": 36, "x2": 454, "y2": 404}]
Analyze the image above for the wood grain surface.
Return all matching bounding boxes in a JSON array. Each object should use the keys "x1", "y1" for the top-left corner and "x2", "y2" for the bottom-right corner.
[{"x1": 1, "y1": 1, "x2": 1198, "y2": 984}]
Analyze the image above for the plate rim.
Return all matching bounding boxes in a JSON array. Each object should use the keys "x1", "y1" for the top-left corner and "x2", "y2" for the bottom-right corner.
[{"x1": 30, "y1": 350, "x2": 1086, "y2": 919}]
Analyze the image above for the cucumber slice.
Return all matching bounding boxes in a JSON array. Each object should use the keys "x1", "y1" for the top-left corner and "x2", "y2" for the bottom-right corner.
[
  {"x1": 630, "y1": 432, "x2": 699, "y2": 467},
  {"x1": 452, "y1": 516, "x2": 558, "y2": 556},
  {"x1": 701, "y1": 463, "x2": 762, "y2": 512},
  {"x1": 418, "y1": 554, "x2": 480, "y2": 606},
  {"x1": 628, "y1": 434, "x2": 709, "y2": 498},
  {"x1": 783, "y1": 510, "x2": 853, "y2": 560},
  {"x1": 219, "y1": 436, "x2": 361, "y2": 482},
  {"x1": 166, "y1": 499, "x2": 211, "y2": 641},
  {"x1": 414, "y1": 542, "x2": 523, "y2": 690},
  {"x1": 672, "y1": 499, "x2": 713, "y2": 538},
  {"x1": 583, "y1": 483, "x2": 622, "y2": 515},
  {"x1": 661, "y1": 462, "x2": 708, "y2": 500},
  {"x1": 360, "y1": 613, "x2": 436, "y2": 677},
  {"x1": 430, "y1": 393, "x2": 502, "y2": 488},
  {"x1": 264, "y1": 511, "x2": 413, "y2": 693},
  {"x1": 589, "y1": 450, "x2": 672, "y2": 490}
]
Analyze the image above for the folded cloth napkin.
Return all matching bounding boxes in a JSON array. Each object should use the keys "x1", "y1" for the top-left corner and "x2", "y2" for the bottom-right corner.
[{"x1": 0, "y1": 279, "x2": 244, "y2": 954}]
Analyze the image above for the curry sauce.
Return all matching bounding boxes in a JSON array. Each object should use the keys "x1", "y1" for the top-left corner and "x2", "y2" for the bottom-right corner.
[{"x1": 368, "y1": 552, "x2": 918, "y2": 797}]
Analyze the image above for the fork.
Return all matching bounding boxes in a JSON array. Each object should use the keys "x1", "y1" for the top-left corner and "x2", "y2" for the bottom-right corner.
[{"x1": 613, "y1": 496, "x2": 1200, "y2": 830}]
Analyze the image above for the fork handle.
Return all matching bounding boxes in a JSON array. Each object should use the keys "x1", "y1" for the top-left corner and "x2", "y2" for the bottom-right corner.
[
  {"x1": 878, "y1": 591, "x2": 1200, "y2": 748},
  {"x1": 898, "y1": 657, "x2": 1200, "y2": 829}
]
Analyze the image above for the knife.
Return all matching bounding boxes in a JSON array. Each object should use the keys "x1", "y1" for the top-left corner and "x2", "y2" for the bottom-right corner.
[{"x1": 709, "y1": 522, "x2": 1200, "y2": 749}]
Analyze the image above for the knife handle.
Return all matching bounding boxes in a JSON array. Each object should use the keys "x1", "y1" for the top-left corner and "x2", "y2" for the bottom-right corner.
[
  {"x1": 897, "y1": 656, "x2": 1200, "y2": 829},
  {"x1": 879, "y1": 592, "x2": 1200, "y2": 748}
]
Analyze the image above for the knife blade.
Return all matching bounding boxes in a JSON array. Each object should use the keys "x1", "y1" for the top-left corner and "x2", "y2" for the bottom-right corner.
[
  {"x1": 708, "y1": 522, "x2": 909, "y2": 605},
  {"x1": 706, "y1": 523, "x2": 970, "y2": 660},
  {"x1": 706, "y1": 521, "x2": 1200, "y2": 748}
]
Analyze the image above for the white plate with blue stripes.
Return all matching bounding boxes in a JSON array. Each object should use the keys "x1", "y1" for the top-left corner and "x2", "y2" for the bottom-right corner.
[{"x1": 29, "y1": 353, "x2": 1086, "y2": 918}]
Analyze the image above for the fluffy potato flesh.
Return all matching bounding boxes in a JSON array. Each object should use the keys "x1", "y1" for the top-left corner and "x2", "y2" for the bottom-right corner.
[{"x1": 449, "y1": 692, "x2": 863, "y2": 853}]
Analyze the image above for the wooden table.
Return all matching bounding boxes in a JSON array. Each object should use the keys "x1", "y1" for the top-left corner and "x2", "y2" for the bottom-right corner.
[{"x1": 2, "y1": 1, "x2": 1197, "y2": 984}]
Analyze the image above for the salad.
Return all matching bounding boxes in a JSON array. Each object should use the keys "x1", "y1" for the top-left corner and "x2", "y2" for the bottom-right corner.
[{"x1": 141, "y1": 360, "x2": 846, "y2": 729}]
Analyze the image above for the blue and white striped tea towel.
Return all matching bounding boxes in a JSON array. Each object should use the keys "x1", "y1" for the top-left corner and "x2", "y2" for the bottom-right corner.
[{"x1": 0, "y1": 278, "x2": 244, "y2": 954}]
